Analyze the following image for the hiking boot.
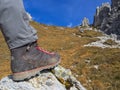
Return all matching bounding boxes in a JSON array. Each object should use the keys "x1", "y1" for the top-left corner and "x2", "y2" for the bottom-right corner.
[{"x1": 10, "y1": 41, "x2": 60, "y2": 81}]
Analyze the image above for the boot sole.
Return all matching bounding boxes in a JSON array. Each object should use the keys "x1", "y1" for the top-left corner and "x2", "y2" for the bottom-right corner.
[{"x1": 12, "y1": 60, "x2": 60, "y2": 81}]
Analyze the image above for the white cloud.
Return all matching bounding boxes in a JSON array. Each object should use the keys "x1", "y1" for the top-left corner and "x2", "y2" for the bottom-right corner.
[{"x1": 67, "y1": 23, "x2": 73, "y2": 27}]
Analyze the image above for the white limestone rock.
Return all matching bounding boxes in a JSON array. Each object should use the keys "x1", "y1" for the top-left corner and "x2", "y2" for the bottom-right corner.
[
  {"x1": 84, "y1": 34, "x2": 120, "y2": 48},
  {"x1": 81, "y1": 17, "x2": 90, "y2": 27},
  {"x1": 0, "y1": 66, "x2": 86, "y2": 90},
  {"x1": 0, "y1": 72, "x2": 66, "y2": 90}
]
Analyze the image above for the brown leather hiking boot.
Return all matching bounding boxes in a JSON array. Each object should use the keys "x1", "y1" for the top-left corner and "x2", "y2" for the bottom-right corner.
[{"x1": 10, "y1": 41, "x2": 60, "y2": 81}]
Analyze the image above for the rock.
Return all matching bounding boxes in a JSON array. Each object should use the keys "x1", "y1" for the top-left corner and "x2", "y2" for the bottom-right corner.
[
  {"x1": 111, "y1": 0, "x2": 120, "y2": 8},
  {"x1": 53, "y1": 66, "x2": 86, "y2": 90},
  {"x1": 81, "y1": 17, "x2": 90, "y2": 27},
  {"x1": 93, "y1": 0, "x2": 120, "y2": 39},
  {"x1": 70, "y1": 86, "x2": 78, "y2": 90},
  {"x1": 0, "y1": 72, "x2": 66, "y2": 90},
  {"x1": 101, "y1": 0, "x2": 120, "y2": 39},
  {"x1": 84, "y1": 34, "x2": 120, "y2": 48},
  {"x1": 93, "y1": 2, "x2": 111, "y2": 27},
  {"x1": 78, "y1": 17, "x2": 92, "y2": 32},
  {"x1": 0, "y1": 66, "x2": 86, "y2": 90}
]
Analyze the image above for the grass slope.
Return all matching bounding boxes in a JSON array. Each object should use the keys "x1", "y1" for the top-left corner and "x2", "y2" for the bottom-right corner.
[{"x1": 0, "y1": 21, "x2": 120, "y2": 90}]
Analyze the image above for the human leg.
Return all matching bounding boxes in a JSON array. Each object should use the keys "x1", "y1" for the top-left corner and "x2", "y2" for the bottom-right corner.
[
  {"x1": 0, "y1": 0, "x2": 38, "y2": 49},
  {"x1": 0, "y1": 0, "x2": 60, "y2": 81}
]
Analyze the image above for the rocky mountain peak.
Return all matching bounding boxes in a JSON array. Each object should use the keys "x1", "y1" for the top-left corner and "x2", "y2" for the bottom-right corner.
[
  {"x1": 111, "y1": 0, "x2": 120, "y2": 8},
  {"x1": 93, "y1": 2, "x2": 111, "y2": 27},
  {"x1": 93, "y1": 0, "x2": 120, "y2": 39}
]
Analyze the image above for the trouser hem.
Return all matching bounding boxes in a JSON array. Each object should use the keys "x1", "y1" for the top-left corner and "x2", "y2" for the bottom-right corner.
[{"x1": 9, "y1": 36, "x2": 38, "y2": 49}]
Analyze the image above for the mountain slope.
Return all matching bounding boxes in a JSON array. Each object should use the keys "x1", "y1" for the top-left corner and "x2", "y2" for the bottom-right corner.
[{"x1": 0, "y1": 21, "x2": 120, "y2": 90}]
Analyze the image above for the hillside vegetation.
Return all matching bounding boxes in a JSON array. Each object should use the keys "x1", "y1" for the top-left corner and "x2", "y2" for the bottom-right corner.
[{"x1": 0, "y1": 21, "x2": 120, "y2": 90}]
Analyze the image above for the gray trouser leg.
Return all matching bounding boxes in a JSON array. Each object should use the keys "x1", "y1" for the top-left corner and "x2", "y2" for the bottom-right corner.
[{"x1": 0, "y1": 0, "x2": 38, "y2": 49}]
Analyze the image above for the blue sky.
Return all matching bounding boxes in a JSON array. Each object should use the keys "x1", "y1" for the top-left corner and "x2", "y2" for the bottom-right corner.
[{"x1": 23, "y1": 0, "x2": 111, "y2": 27}]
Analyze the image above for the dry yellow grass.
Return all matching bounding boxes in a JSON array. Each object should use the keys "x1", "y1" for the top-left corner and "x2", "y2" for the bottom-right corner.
[{"x1": 0, "y1": 21, "x2": 120, "y2": 90}]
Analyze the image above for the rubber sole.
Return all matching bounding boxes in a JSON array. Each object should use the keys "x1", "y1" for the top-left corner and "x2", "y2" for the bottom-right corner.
[{"x1": 12, "y1": 60, "x2": 60, "y2": 81}]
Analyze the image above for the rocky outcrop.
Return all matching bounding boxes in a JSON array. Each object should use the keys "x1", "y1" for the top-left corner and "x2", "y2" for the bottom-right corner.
[
  {"x1": 78, "y1": 17, "x2": 93, "y2": 32},
  {"x1": 0, "y1": 73, "x2": 66, "y2": 90},
  {"x1": 93, "y1": 2, "x2": 111, "y2": 27},
  {"x1": 81, "y1": 17, "x2": 90, "y2": 27},
  {"x1": 101, "y1": 0, "x2": 120, "y2": 37},
  {"x1": 93, "y1": 0, "x2": 120, "y2": 39},
  {"x1": 84, "y1": 34, "x2": 120, "y2": 48},
  {"x1": 0, "y1": 66, "x2": 86, "y2": 90}
]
